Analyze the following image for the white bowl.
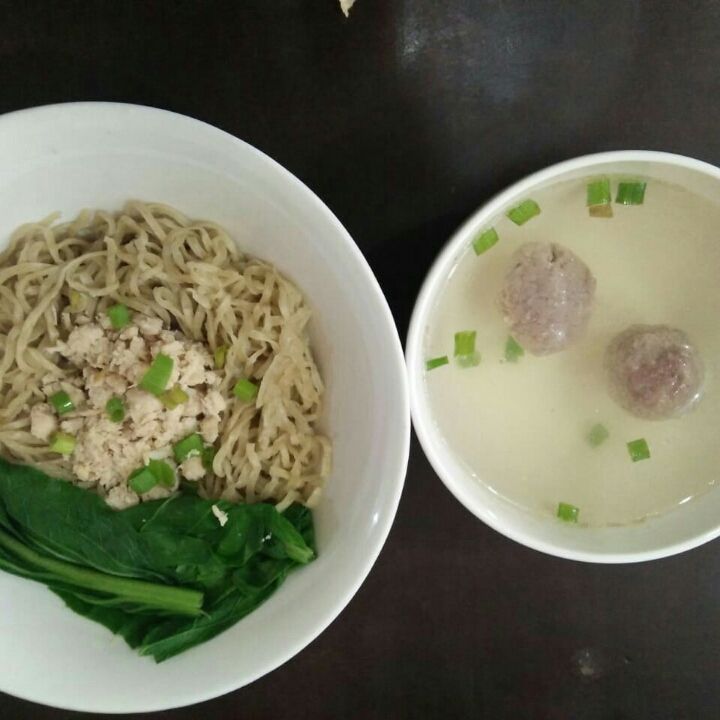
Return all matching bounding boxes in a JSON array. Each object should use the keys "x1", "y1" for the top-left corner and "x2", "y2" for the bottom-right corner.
[
  {"x1": 407, "y1": 150, "x2": 720, "y2": 564},
  {"x1": 0, "y1": 103, "x2": 410, "y2": 712}
]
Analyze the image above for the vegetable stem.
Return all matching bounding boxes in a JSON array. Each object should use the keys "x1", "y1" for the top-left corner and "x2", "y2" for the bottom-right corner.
[{"x1": 0, "y1": 527, "x2": 203, "y2": 616}]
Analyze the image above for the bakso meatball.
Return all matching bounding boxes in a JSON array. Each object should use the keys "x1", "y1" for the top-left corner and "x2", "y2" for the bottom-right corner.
[
  {"x1": 605, "y1": 324, "x2": 704, "y2": 420},
  {"x1": 498, "y1": 242, "x2": 596, "y2": 356}
]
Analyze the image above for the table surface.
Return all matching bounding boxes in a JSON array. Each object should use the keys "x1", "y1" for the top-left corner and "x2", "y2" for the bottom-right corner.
[{"x1": 3, "y1": 1, "x2": 720, "y2": 718}]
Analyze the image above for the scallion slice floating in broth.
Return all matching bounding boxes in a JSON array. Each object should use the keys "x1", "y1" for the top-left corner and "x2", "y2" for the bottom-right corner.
[
  {"x1": 472, "y1": 228, "x2": 499, "y2": 255},
  {"x1": 506, "y1": 199, "x2": 540, "y2": 226},
  {"x1": 587, "y1": 423, "x2": 609, "y2": 448},
  {"x1": 587, "y1": 178, "x2": 611, "y2": 207},
  {"x1": 425, "y1": 356, "x2": 449, "y2": 371},
  {"x1": 454, "y1": 331, "x2": 480, "y2": 368},
  {"x1": 616, "y1": 182, "x2": 647, "y2": 205},
  {"x1": 504, "y1": 336, "x2": 524, "y2": 363},
  {"x1": 587, "y1": 178, "x2": 613, "y2": 218},
  {"x1": 627, "y1": 438, "x2": 651, "y2": 462},
  {"x1": 557, "y1": 502, "x2": 580, "y2": 523},
  {"x1": 454, "y1": 331, "x2": 476, "y2": 356},
  {"x1": 589, "y1": 203, "x2": 614, "y2": 218}
]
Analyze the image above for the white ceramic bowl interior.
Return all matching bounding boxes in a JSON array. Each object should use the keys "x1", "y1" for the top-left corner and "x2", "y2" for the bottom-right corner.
[
  {"x1": 407, "y1": 151, "x2": 720, "y2": 564},
  {"x1": 0, "y1": 103, "x2": 410, "y2": 712}
]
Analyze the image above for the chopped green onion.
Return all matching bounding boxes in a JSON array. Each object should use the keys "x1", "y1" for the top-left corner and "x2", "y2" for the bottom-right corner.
[
  {"x1": 139, "y1": 354, "x2": 174, "y2": 396},
  {"x1": 49, "y1": 390, "x2": 75, "y2": 416},
  {"x1": 49, "y1": 432, "x2": 76, "y2": 456},
  {"x1": 616, "y1": 182, "x2": 646, "y2": 205},
  {"x1": 107, "y1": 303, "x2": 131, "y2": 329},
  {"x1": 68, "y1": 289, "x2": 85, "y2": 311},
  {"x1": 587, "y1": 423, "x2": 609, "y2": 448},
  {"x1": 233, "y1": 378, "x2": 259, "y2": 402},
  {"x1": 454, "y1": 330, "x2": 481, "y2": 368},
  {"x1": 504, "y1": 336, "x2": 524, "y2": 363},
  {"x1": 214, "y1": 345, "x2": 229, "y2": 370},
  {"x1": 472, "y1": 228, "x2": 499, "y2": 256},
  {"x1": 586, "y1": 178, "x2": 611, "y2": 207},
  {"x1": 589, "y1": 203, "x2": 613, "y2": 218},
  {"x1": 627, "y1": 438, "x2": 650, "y2": 462},
  {"x1": 128, "y1": 466, "x2": 157, "y2": 495},
  {"x1": 105, "y1": 396, "x2": 126, "y2": 423},
  {"x1": 202, "y1": 446, "x2": 216, "y2": 472},
  {"x1": 507, "y1": 199, "x2": 540, "y2": 226},
  {"x1": 425, "y1": 356, "x2": 449, "y2": 371},
  {"x1": 160, "y1": 385, "x2": 189, "y2": 410},
  {"x1": 454, "y1": 331, "x2": 477, "y2": 357},
  {"x1": 456, "y1": 351, "x2": 481, "y2": 368},
  {"x1": 557, "y1": 502, "x2": 580, "y2": 523},
  {"x1": 173, "y1": 433, "x2": 204, "y2": 463},
  {"x1": 147, "y1": 459, "x2": 175, "y2": 488}
]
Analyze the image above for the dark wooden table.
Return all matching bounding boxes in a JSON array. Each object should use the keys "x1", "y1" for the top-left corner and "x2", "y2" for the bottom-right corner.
[{"x1": 3, "y1": 1, "x2": 720, "y2": 718}]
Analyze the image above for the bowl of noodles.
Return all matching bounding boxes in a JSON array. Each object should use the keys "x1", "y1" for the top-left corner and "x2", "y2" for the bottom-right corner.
[{"x1": 0, "y1": 103, "x2": 410, "y2": 712}]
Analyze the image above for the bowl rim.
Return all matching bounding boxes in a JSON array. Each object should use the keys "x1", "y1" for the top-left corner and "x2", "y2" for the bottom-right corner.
[
  {"x1": 0, "y1": 101, "x2": 411, "y2": 711},
  {"x1": 406, "y1": 149, "x2": 720, "y2": 564}
]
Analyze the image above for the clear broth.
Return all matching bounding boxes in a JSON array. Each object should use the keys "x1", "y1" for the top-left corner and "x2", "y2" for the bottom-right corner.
[{"x1": 425, "y1": 178, "x2": 720, "y2": 527}]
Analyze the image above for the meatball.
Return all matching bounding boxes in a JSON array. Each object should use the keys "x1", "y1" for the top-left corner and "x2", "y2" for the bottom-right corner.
[
  {"x1": 605, "y1": 324, "x2": 704, "y2": 420},
  {"x1": 498, "y1": 242, "x2": 596, "y2": 356}
]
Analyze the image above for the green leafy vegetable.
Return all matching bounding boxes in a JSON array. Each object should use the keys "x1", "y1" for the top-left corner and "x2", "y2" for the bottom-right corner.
[
  {"x1": 472, "y1": 228, "x2": 499, "y2": 256},
  {"x1": 506, "y1": 199, "x2": 540, "y2": 226},
  {"x1": 202, "y1": 446, "x2": 216, "y2": 472},
  {"x1": 0, "y1": 458, "x2": 316, "y2": 662}
]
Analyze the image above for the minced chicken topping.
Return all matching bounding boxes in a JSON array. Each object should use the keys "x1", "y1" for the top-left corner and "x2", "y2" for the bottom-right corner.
[{"x1": 30, "y1": 314, "x2": 226, "y2": 510}]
